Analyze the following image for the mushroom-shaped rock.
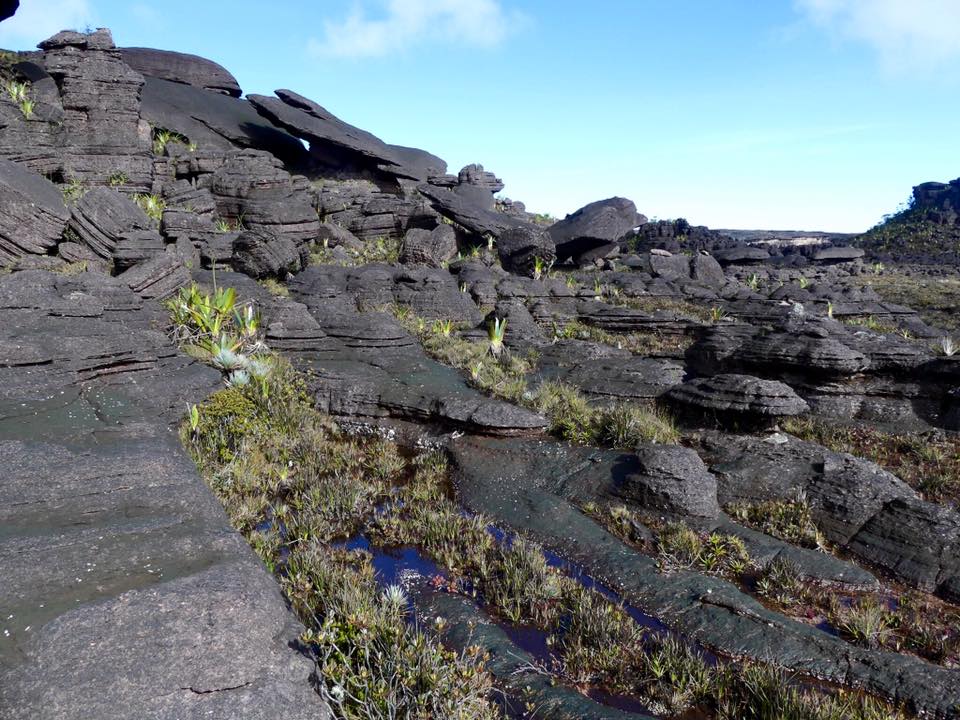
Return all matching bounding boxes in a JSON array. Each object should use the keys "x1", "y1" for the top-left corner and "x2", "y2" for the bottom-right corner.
[
  {"x1": 616, "y1": 444, "x2": 720, "y2": 518},
  {"x1": 668, "y1": 373, "x2": 809, "y2": 419}
]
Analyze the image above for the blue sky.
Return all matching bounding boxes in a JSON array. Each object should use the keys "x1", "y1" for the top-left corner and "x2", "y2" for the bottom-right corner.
[{"x1": 3, "y1": 0, "x2": 960, "y2": 232}]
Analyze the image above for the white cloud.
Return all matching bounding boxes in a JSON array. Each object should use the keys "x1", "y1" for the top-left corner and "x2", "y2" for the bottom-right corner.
[
  {"x1": 795, "y1": 0, "x2": 960, "y2": 71},
  {"x1": 0, "y1": 0, "x2": 95, "y2": 49},
  {"x1": 309, "y1": 0, "x2": 525, "y2": 59}
]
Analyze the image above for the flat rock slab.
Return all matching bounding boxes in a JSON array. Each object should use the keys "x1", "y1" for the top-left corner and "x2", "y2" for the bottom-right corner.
[{"x1": 0, "y1": 269, "x2": 329, "y2": 719}]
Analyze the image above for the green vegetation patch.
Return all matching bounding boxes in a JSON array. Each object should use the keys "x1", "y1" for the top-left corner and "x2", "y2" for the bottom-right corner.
[
  {"x1": 726, "y1": 493, "x2": 827, "y2": 550},
  {"x1": 856, "y1": 271, "x2": 960, "y2": 332},
  {"x1": 310, "y1": 235, "x2": 402, "y2": 266},
  {"x1": 392, "y1": 309, "x2": 681, "y2": 447}
]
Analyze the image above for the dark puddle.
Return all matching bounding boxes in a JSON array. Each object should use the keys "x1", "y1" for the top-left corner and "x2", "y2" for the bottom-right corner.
[
  {"x1": 338, "y1": 535, "x2": 446, "y2": 589},
  {"x1": 337, "y1": 535, "x2": 665, "y2": 716}
]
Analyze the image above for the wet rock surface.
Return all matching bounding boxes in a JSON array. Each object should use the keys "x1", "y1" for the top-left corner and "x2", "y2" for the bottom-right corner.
[
  {"x1": 0, "y1": 271, "x2": 327, "y2": 719},
  {"x1": 448, "y1": 435, "x2": 960, "y2": 717}
]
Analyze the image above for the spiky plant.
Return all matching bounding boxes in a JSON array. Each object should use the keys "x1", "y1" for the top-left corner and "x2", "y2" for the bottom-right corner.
[
  {"x1": 432, "y1": 319, "x2": 454, "y2": 337},
  {"x1": 532, "y1": 255, "x2": 552, "y2": 281},
  {"x1": 710, "y1": 306, "x2": 728, "y2": 323},
  {"x1": 487, "y1": 317, "x2": 507, "y2": 357},
  {"x1": 134, "y1": 193, "x2": 165, "y2": 223}
]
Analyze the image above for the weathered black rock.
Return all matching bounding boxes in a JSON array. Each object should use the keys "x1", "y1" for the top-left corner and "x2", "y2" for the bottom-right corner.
[
  {"x1": 399, "y1": 225, "x2": 457, "y2": 268},
  {"x1": 448, "y1": 434, "x2": 960, "y2": 718},
  {"x1": 0, "y1": 0, "x2": 18, "y2": 22},
  {"x1": 0, "y1": 269, "x2": 329, "y2": 719},
  {"x1": 667, "y1": 373, "x2": 809, "y2": 418},
  {"x1": 497, "y1": 226, "x2": 556, "y2": 277},
  {"x1": 119, "y1": 47, "x2": 242, "y2": 97},
  {"x1": 549, "y1": 197, "x2": 644, "y2": 264},
  {"x1": 316, "y1": 222, "x2": 364, "y2": 250},
  {"x1": 810, "y1": 245, "x2": 864, "y2": 263},
  {"x1": 139, "y1": 78, "x2": 307, "y2": 165},
  {"x1": 617, "y1": 444, "x2": 720, "y2": 518},
  {"x1": 248, "y1": 90, "x2": 422, "y2": 179},
  {"x1": 706, "y1": 432, "x2": 960, "y2": 597},
  {"x1": 691, "y1": 253, "x2": 726, "y2": 289},
  {"x1": 418, "y1": 183, "x2": 528, "y2": 240},
  {"x1": 210, "y1": 149, "x2": 318, "y2": 246},
  {"x1": 39, "y1": 29, "x2": 153, "y2": 187},
  {"x1": 0, "y1": 158, "x2": 70, "y2": 264},
  {"x1": 457, "y1": 163, "x2": 503, "y2": 193},
  {"x1": 67, "y1": 186, "x2": 165, "y2": 270},
  {"x1": 713, "y1": 246, "x2": 770, "y2": 265},
  {"x1": 232, "y1": 230, "x2": 302, "y2": 278}
]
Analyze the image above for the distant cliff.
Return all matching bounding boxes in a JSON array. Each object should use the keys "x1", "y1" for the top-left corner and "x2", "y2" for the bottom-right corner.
[{"x1": 856, "y1": 178, "x2": 960, "y2": 262}]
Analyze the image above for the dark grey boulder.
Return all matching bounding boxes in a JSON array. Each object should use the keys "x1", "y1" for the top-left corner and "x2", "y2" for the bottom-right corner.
[
  {"x1": 737, "y1": 330, "x2": 870, "y2": 376},
  {"x1": 706, "y1": 432, "x2": 960, "y2": 595},
  {"x1": 119, "y1": 47, "x2": 242, "y2": 97},
  {"x1": 392, "y1": 267, "x2": 482, "y2": 324},
  {"x1": 317, "y1": 222, "x2": 364, "y2": 250},
  {"x1": 0, "y1": 269, "x2": 329, "y2": 719},
  {"x1": 387, "y1": 144, "x2": 448, "y2": 180},
  {"x1": 691, "y1": 252, "x2": 725, "y2": 288},
  {"x1": 497, "y1": 226, "x2": 556, "y2": 277},
  {"x1": 667, "y1": 373, "x2": 809, "y2": 418},
  {"x1": 616, "y1": 443, "x2": 720, "y2": 518},
  {"x1": 847, "y1": 496, "x2": 960, "y2": 596},
  {"x1": 232, "y1": 230, "x2": 302, "y2": 279},
  {"x1": 537, "y1": 355, "x2": 684, "y2": 401},
  {"x1": 646, "y1": 251, "x2": 690, "y2": 281},
  {"x1": 449, "y1": 434, "x2": 960, "y2": 718},
  {"x1": 68, "y1": 187, "x2": 165, "y2": 270},
  {"x1": 118, "y1": 250, "x2": 191, "y2": 299},
  {"x1": 0, "y1": 61, "x2": 65, "y2": 176},
  {"x1": 399, "y1": 225, "x2": 457, "y2": 268},
  {"x1": 0, "y1": 158, "x2": 70, "y2": 264},
  {"x1": 549, "y1": 197, "x2": 644, "y2": 264}
]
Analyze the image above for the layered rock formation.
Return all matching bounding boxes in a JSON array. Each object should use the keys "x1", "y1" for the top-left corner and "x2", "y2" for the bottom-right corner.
[{"x1": 2, "y1": 20, "x2": 960, "y2": 720}]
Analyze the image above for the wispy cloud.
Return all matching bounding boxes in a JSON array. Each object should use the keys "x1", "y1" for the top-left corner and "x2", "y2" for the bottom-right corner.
[
  {"x1": 0, "y1": 0, "x2": 95, "y2": 49},
  {"x1": 308, "y1": 0, "x2": 526, "y2": 59},
  {"x1": 795, "y1": 0, "x2": 960, "y2": 71}
]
